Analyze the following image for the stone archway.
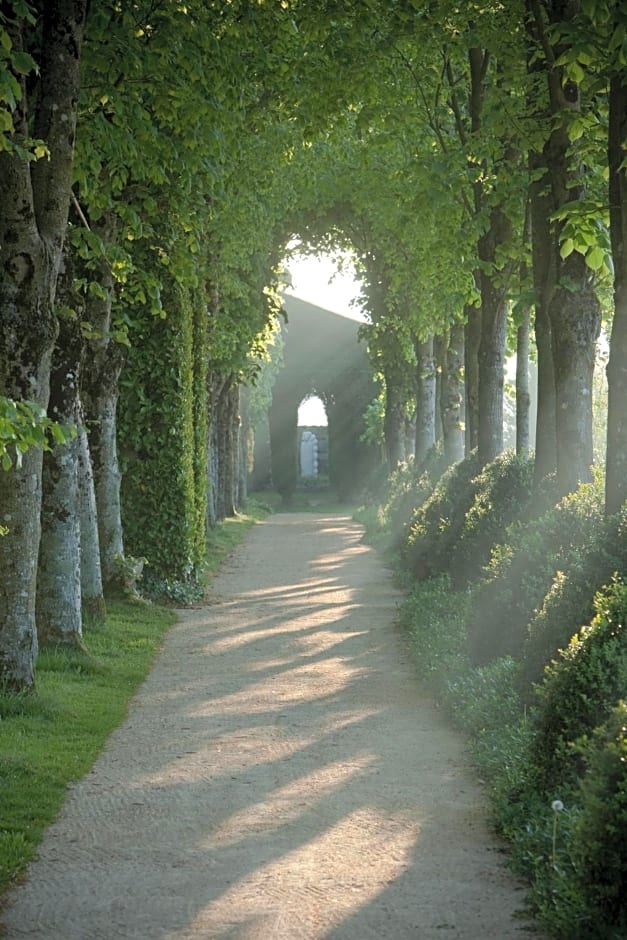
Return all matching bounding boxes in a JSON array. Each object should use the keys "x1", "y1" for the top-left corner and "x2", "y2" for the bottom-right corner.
[{"x1": 267, "y1": 295, "x2": 377, "y2": 502}]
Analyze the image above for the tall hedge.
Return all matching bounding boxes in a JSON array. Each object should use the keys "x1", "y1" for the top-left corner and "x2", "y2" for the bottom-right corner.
[{"x1": 119, "y1": 281, "x2": 208, "y2": 582}]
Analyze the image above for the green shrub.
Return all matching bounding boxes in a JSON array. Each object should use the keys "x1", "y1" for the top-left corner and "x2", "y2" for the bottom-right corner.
[
  {"x1": 572, "y1": 701, "x2": 627, "y2": 937},
  {"x1": 449, "y1": 451, "x2": 535, "y2": 589},
  {"x1": 520, "y1": 508, "x2": 627, "y2": 693},
  {"x1": 530, "y1": 578, "x2": 627, "y2": 794},
  {"x1": 466, "y1": 477, "x2": 603, "y2": 666},
  {"x1": 403, "y1": 451, "x2": 481, "y2": 580},
  {"x1": 384, "y1": 446, "x2": 447, "y2": 549}
]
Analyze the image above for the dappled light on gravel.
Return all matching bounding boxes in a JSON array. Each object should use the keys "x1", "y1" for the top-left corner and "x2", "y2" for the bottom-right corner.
[{"x1": 186, "y1": 808, "x2": 421, "y2": 939}]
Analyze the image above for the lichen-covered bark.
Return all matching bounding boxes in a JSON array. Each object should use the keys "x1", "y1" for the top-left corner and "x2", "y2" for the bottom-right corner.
[
  {"x1": 77, "y1": 420, "x2": 105, "y2": 624},
  {"x1": 383, "y1": 367, "x2": 406, "y2": 472},
  {"x1": 516, "y1": 309, "x2": 531, "y2": 456},
  {"x1": 0, "y1": 0, "x2": 87, "y2": 689},
  {"x1": 414, "y1": 336, "x2": 436, "y2": 467},
  {"x1": 546, "y1": 127, "x2": 600, "y2": 495},
  {"x1": 530, "y1": 157, "x2": 557, "y2": 483},
  {"x1": 464, "y1": 300, "x2": 481, "y2": 455},
  {"x1": 216, "y1": 381, "x2": 239, "y2": 518},
  {"x1": 441, "y1": 325, "x2": 465, "y2": 466},
  {"x1": 528, "y1": 0, "x2": 601, "y2": 497},
  {"x1": 605, "y1": 74, "x2": 627, "y2": 516},
  {"x1": 477, "y1": 206, "x2": 511, "y2": 467},
  {"x1": 434, "y1": 333, "x2": 446, "y2": 444},
  {"x1": 549, "y1": 254, "x2": 599, "y2": 495},
  {"x1": 37, "y1": 277, "x2": 84, "y2": 647},
  {"x1": 238, "y1": 386, "x2": 250, "y2": 510},
  {"x1": 81, "y1": 230, "x2": 125, "y2": 583}
]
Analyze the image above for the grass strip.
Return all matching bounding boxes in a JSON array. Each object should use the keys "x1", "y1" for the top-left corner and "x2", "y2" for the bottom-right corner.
[{"x1": 0, "y1": 505, "x2": 265, "y2": 897}]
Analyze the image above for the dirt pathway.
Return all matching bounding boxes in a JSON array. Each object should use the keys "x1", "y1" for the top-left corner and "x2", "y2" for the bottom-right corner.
[{"x1": 2, "y1": 513, "x2": 538, "y2": 939}]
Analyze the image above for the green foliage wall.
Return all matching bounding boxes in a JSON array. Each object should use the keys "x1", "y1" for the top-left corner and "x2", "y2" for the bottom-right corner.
[
  {"x1": 192, "y1": 292, "x2": 209, "y2": 565},
  {"x1": 118, "y1": 281, "x2": 207, "y2": 582}
]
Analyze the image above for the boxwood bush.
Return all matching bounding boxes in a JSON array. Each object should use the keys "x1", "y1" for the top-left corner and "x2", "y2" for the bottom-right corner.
[
  {"x1": 529, "y1": 577, "x2": 627, "y2": 794},
  {"x1": 466, "y1": 477, "x2": 603, "y2": 666},
  {"x1": 572, "y1": 701, "x2": 627, "y2": 937},
  {"x1": 448, "y1": 451, "x2": 535, "y2": 589},
  {"x1": 402, "y1": 451, "x2": 481, "y2": 580},
  {"x1": 384, "y1": 445, "x2": 448, "y2": 551},
  {"x1": 520, "y1": 508, "x2": 627, "y2": 694}
]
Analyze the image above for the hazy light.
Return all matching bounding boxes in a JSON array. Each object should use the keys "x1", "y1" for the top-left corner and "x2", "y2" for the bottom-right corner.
[
  {"x1": 284, "y1": 250, "x2": 366, "y2": 322},
  {"x1": 298, "y1": 394, "x2": 327, "y2": 427}
]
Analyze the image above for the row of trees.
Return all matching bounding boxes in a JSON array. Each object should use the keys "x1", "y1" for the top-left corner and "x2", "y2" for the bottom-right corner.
[
  {"x1": 1, "y1": 0, "x2": 626, "y2": 692},
  {"x1": 286, "y1": 1, "x2": 626, "y2": 510}
]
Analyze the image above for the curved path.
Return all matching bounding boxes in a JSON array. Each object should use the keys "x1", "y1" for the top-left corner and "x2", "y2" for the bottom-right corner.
[{"x1": 2, "y1": 513, "x2": 538, "y2": 939}]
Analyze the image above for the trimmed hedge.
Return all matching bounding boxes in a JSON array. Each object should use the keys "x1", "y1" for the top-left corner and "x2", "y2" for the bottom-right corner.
[
  {"x1": 572, "y1": 701, "x2": 627, "y2": 937},
  {"x1": 529, "y1": 577, "x2": 627, "y2": 794},
  {"x1": 383, "y1": 445, "x2": 448, "y2": 550},
  {"x1": 466, "y1": 478, "x2": 603, "y2": 666},
  {"x1": 520, "y1": 508, "x2": 627, "y2": 693},
  {"x1": 448, "y1": 451, "x2": 535, "y2": 589},
  {"x1": 119, "y1": 281, "x2": 208, "y2": 583},
  {"x1": 402, "y1": 451, "x2": 481, "y2": 580}
]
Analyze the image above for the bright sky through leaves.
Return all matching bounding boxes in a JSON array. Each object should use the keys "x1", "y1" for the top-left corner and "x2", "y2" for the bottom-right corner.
[{"x1": 284, "y1": 252, "x2": 366, "y2": 322}]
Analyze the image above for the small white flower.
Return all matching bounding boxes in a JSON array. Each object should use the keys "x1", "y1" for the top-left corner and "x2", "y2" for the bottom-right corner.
[{"x1": 551, "y1": 799, "x2": 564, "y2": 812}]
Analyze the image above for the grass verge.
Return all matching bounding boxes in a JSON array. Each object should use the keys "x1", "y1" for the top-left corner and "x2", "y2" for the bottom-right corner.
[{"x1": 0, "y1": 505, "x2": 265, "y2": 898}]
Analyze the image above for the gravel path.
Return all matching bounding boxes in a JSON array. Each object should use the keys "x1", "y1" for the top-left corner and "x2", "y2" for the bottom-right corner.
[{"x1": 2, "y1": 513, "x2": 539, "y2": 939}]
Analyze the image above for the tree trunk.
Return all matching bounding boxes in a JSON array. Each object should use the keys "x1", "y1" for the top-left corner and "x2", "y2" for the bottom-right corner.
[
  {"x1": 526, "y1": 35, "x2": 558, "y2": 486},
  {"x1": 549, "y1": 273, "x2": 599, "y2": 494},
  {"x1": 383, "y1": 368, "x2": 406, "y2": 471},
  {"x1": 464, "y1": 299, "x2": 481, "y2": 454},
  {"x1": 0, "y1": 1, "x2": 86, "y2": 689},
  {"x1": 516, "y1": 308, "x2": 531, "y2": 456},
  {"x1": 228, "y1": 383, "x2": 241, "y2": 513},
  {"x1": 605, "y1": 74, "x2": 627, "y2": 515},
  {"x1": 414, "y1": 336, "x2": 436, "y2": 467},
  {"x1": 85, "y1": 357, "x2": 125, "y2": 581},
  {"x1": 477, "y1": 206, "x2": 511, "y2": 467},
  {"x1": 216, "y1": 380, "x2": 238, "y2": 519},
  {"x1": 238, "y1": 385, "x2": 250, "y2": 510},
  {"x1": 441, "y1": 325, "x2": 465, "y2": 465},
  {"x1": 528, "y1": 0, "x2": 601, "y2": 496},
  {"x1": 530, "y1": 155, "x2": 557, "y2": 483},
  {"x1": 77, "y1": 418, "x2": 106, "y2": 624},
  {"x1": 546, "y1": 134, "x2": 600, "y2": 496},
  {"x1": 206, "y1": 374, "x2": 221, "y2": 529},
  {"x1": 434, "y1": 333, "x2": 446, "y2": 444},
  {"x1": 37, "y1": 263, "x2": 84, "y2": 648},
  {"x1": 82, "y1": 229, "x2": 126, "y2": 583}
]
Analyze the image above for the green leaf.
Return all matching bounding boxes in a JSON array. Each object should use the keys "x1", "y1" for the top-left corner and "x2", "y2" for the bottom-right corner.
[
  {"x1": 0, "y1": 108, "x2": 13, "y2": 133},
  {"x1": 560, "y1": 238, "x2": 575, "y2": 259},
  {"x1": 11, "y1": 51, "x2": 37, "y2": 76},
  {"x1": 586, "y1": 245, "x2": 605, "y2": 271}
]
